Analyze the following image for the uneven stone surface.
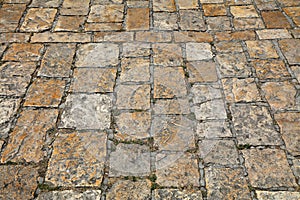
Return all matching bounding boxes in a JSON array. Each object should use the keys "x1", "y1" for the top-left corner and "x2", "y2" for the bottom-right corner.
[
  {"x1": 256, "y1": 191, "x2": 300, "y2": 200},
  {"x1": 36, "y1": 190, "x2": 102, "y2": 200},
  {"x1": 246, "y1": 40, "x2": 279, "y2": 59},
  {"x1": 127, "y1": 8, "x2": 149, "y2": 30},
  {"x1": 154, "y1": 189, "x2": 203, "y2": 200},
  {"x1": 279, "y1": 39, "x2": 300, "y2": 65},
  {"x1": 252, "y1": 60, "x2": 290, "y2": 80},
  {"x1": 186, "y1": 43, "x2": 213, "y2": 61},
  {"x1": 3, "y1": 43, "x2": 43, "y2": 61}
]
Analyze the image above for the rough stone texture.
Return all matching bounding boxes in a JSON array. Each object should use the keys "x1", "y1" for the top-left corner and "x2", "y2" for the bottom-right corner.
[
  {"x1": 54, "y1": 16, "x2": 85, "y2": 32},
  {"x1": 197, "y1": 120, "x2": 232, "y2": 138},
  {"x1": 186, "y1": 43, "x2": 213, "y2": 61},
  {"x1": 3, "y1": 43, "x2": 43, "y2": 62},
  {"x1": 76, "y1": 43, "x2": 119, "y2": 67},
  {"x1": 233, "y1": 18, "x2": 265, "y2": 30},
  {"x1": 203, "y1": 4, "x2": 227, "y2": 16},
  {"x1": 153, "y1": 12, "x2": 178, "y2": 30},
  {"x1": 127, "y1": 8, "x2": 149, "y2": 30},
  {"x1": 88, "y1": 5, "x2": 124, "y2": 23},
  {"x1": 46, "y1": 131, "x2": 107, "y2": 186},
  {"x1": 246, "y1": 40, "x2": 279, "y2": 59},
  {"x1": 251, "y1": 60, "x2": 290, "y2": 80},
  {"x1": 291, "y1": 66, "x2": 300, "y2": 82},
  {"x1": 36, "y1": 190, "x2": 102, "y2": 200},
  {"x1": 120, "y1": 58, "x2": 150, "y2": 83},
  {"x1": 283, "y1": 7, "x2": 300, "y2": 26},
  {"x1": 261, "y1": 81, "x2": 299, "y2": 111},
  {"x1": 215, "y1": 41, "x2": 244, "y2": 53},
  {"x1": 154, "y1": 189, "x2": 203, "y2": 200},
  {"x1": 230, "y1": 104, "x2": 282, "y2": 145},
  {"x1": 20, "y1": 8, "x2": 57, "y2": 32},
  {"x1": 254, "y1": 0, "x2": 278, "y2": 10},
  {"x1": 279, "y1": 39, "x2": 300, "y2": 65},
  {"x1": 153, "y1": 0, "x2": 176, "y2": 12},
  {"x1": 230, "y1": 5, "x2": 259, "y2": 18},
  {"x1": 179, "y1": 10, "x2": 206, "y2": 31},
  {"x1": 0, "y1": 165, "x2": 38, "y2": 200},
  {"x1": 174, "y1": 31, "x2": 213, "y2": 43},
  {"x1": 153, "y1": 98, "x2": 190, "y2": 115},
  {"x1": 109, "y1": 143, "x2": 151, "y2": 176},
  {"x1": 123, "y1": 43, "x2": 150, "y2": 57},
  {"x1": 114, "y1": 111, "x2": 151, "y2": 140},
  {"x1": 262, "y1": 11, "x2": 291, "y2": 28},
  {"x1": 1, "y1": 109, "x2": 58, "y2": 163},
  {"x1": 194, "y1": 99, "x2": 227, "y2": 120},
  {"x1": 191, "y1": 84, "x2": 222, "y2": 104},
  {"x1": 215, "y1": 30, "x2": 256, "y2": 41},
  {"x1": 242, "y1": 149, "x2": 297, "y2": 188},
  {"x1": 256, "y1": 29, "x2": 292, "y2": 39},
  {"x1": 221, "y1": 78, "x2": 262, "y2": 103},
  {"x1": 156, "y1": 153, "x2": 200, "y2": 187},
  {"x1": 206, "y1": 16, "x2": 231, "y2": 31},
  {"x1": 0, "y1": 33, "x2": 30, "y2": 43},
  {"x1": 24, "y1": 78, "x2": 65, "y2": 107},
  {"x1": 31, "y1": 32, "x2": 91, "y2": 43},
  {"x1": 61, "y1": 0, "x2": 89, "y2": 15},
  {"x1": 153, "y1": 43, "x2": 183, "y2": 66},
  {"x1": 178, "y1": 0, "x2": 198, "y2": 9},
  {"x1": 153, "y1": 67, "x2": 187, "y2": 98},
  {"x1": 59, "y1": 94, "x2": 112, "y2": 130},
  {"x1": 0, "y1": 98, "x2": 21, "y2": 125},
  {"x1": 115, "y1": 84, "x2": 150, "y2": 110},
  {"x1": 94, "y1": 32, "x2": 134, "y2": 42},
  {"x1": 30, "y1": 0, "x2": 60, "y2": 7},
  {"x1": 275, "y1": 112, "x2": 300, "y2": 156},
  {"x1": 85, "y1": 23, "x2": 123, "y2": 31},
  {"x1": 0, "y1": 4, "x2": 26, "y2": 32},
  {"x1": 71, "y1": 68, "x2": 117, "y2": 93},
  {"x1": 187, "y1": 61, "x2": 218, "y2": 83},
  {"x1": 256, "y1": 191, "x2": 300, "y2": 200},
  {"x1": 106, "y1": 180, "x2": 151, "y2": 200},
  {"x1": 135, "y1": 32, "x2": 172, "y2": 42},
  {"x1": 205, "y1": 167, "x2": 251, "y2": 200}
]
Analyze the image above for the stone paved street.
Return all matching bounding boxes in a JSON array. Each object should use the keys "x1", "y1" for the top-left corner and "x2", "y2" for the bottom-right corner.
[{"x1": 0, "y1": 0, "x2": 299, "y2": 199}]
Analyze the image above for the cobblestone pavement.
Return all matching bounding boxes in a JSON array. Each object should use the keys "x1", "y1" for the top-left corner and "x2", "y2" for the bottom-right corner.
[{"x1": 0, "y1": 0, "x2": 300, "y2": 199}]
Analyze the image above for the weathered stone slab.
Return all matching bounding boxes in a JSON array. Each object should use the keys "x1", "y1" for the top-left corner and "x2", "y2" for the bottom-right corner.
[
  {"x1": 120, "y1": 58, "x2": 150, "y2": 83},
  {"x1": 256, "y1": 191, "x2": 300, "y2": 200},
  {"x1": 37, "y1": 190, "x2": 102, "y2": 200},
  {"x1": 186, "y1": 61, "x2": 218, "y2": 83},
  {"x1": 154, "y1": 189, "x2": 203, "y2": 200},
  {"x1": 3, "y1": 44, "x2": 43, "y2": 62},
  {"x1": 279, "y1": 39, "x2": 300, "y2": 65},
  {"x1": 153, "y1": 98, "x2": 190, "y2": 115},
  {"x1": 186, "y1": 43, "x2": 213, "y2": 61},
  {"x1": 251, "y1": 60, "x2": 290, "y2": 80},
  {"x1": 153, "y1": 43, "x2": 183, "y2": 66},
  {"x1": 197, "y1": 120, "x2": 232, "y2": 138},
  {"x1": 246, "y1": 40, "x2": 279, "y2": 59},
  {"x1": 88, "y1": 5, "x2": 124, "y2": 23}
]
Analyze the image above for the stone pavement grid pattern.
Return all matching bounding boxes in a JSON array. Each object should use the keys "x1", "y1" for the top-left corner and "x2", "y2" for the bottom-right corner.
[{"x1": 0, "y1": 0, "x2": 299, "y2": 199}]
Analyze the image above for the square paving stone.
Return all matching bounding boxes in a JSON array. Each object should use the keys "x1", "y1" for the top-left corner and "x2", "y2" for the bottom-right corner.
[
  {"x1": 0, "y1": 4, "x2": 26, "y2": 32},
  {"x1": 191, "y1": 84, "x2": 223, "y2": 104},
  {"x1": 70, "y1": 68, "x2": 117, "y2": 93},
  {"x1": 76, "y1": 43, "x2": 119, "y2": 67},
  {"x1": 59, "y1": 94, "x2": 112, "y2": 130},
  {"x1": 1, "y1": 109, "x2": 58, "y2": 163},
  {"x1": 222, "y1": 78, "x2": 262, "y2": 103},
  {"x1": 122, "y1": 43, "x2": 150, "y2": 57},
  {"x1": 3, "y1": 43, "x2": 43, "y2": 62},
  {"x1": 54, "y1": 16, "x2": 85, "y2": 31},
  {"x1": 153, "y1": 43, "x2": 183, "y2": 66},
  {"x1": 115, "y1": 84, "x2": 150, "y2": 110},
  {"x1": 46, "y1": 131, "x2": 107, "y2": 186},
  {"x1": 178, "y1": 0, "x2": 198, "y2": 9},
  {"x1": 37, "y1": 190, "x2": 102, "y2": 200},
  {"x1": 106, "y1": 180, "x2": 151, "y2": 200},
  {"x1": 153, "y1": 0, "x2": 176, "y2": 12},
  {"x1": 120, "y1": 58, "x2": 150, "y2": 83},
  {"x1": 230, "y1": 104, "x2": 282, "y2": 145},
  {"x1": 0, "y1": 165, "x2": 38, "y2": 200},
  {"x1": 262, "y1": 11, "x2": 291, "y2": 28},
  {"x1": 179, "y1": 10, "x2": 206, "y2": 31},
  {"x1": 203, "y1": 4, "x2": 227, "y2": 16},
  {"x1": 114, "y1": 111, "x2": 151, "y2": 140},
  {"x1": 197, "y1": 120, "x2": 232, "y2": 138},
  {"x1": 230, "y1": 5, "x2": 259, "y2": 18},
  {"x1": 24, "y1": 78, "x2": 66, "y2": 107},
  {"x1": 156, "y1": 153, "x2": 200, "y2": 187},
  {"x1": 251, "y1": 60, "x2": 290, "y2": 80},
  {"x1": 261, "y1": 81, "x2": 299, "y2": 111},
  {"x1": 126, "y1": 8, "x2": 149, "y2": 30},
  {"x1": 194, "y1": 99, "x2": 227, "y2": 120},
  {"x1": 153, "y1": 67, "x2": 187, "y2": 98},
  {"x1": 233, "y1": 18, "x2": 265, "y2": 30},
  {"x1": 246, "y1": 40, "x2": 279, "y2": 59},
  {"x1": 242, "y1": 149, "x2": 297, "y2": 188},
  {"x1": 206, "y1": 16, "x2": 231, "y2": 31},
  {"x1": 187, "y1": 61, "x2": 218, "y2": 83},
  {"x1": 153, "y1": 98, "x2": 190, "y2": 115},
  {"x1": 152, "y1": 115, "x2": 195, "y2": 151},
  {"x1": 38, "y1": 44, "x2": 76, "y2": 78},
  {"x1": 256, "y1": 191, "x2": 300, "y2": 200},
  {"x1": 154, "y1": 189, "x2": 202, "y2": 199},
  {"x1": 109, "y1": 143, "x2": 151, "y2": 176},
  {"x1": 20, "y1": 8, "x2": 57, "y2": 32},
  {"x1": 88, "y1": 5, "x2": 124, "y2": 23},
  {"x1": 279, "y1": 39, "x2": 300, "y2": 65},
  {"x1": 186, "y1": 43, "x2": 213, "y2": 61},
  {"x1": 153, "y1": 12, "x2": 178, "y2": 30},
  {"x1": 205, "y1": 167, "x2": 251, "y2": 200}
]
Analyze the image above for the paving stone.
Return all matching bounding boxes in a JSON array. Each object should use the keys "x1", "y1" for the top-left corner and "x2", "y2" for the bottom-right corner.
[
  {"x1": 71, "y1": 68, "x2": 117, "y2": 93},
  {"x1": 153, "y1": 67, "x2": 187, "y2": 98},
  {"x1": 254, "y1": 0, "x2": 278, "y2": 10},
  {"x1": 20, "y1": 8, "x2": 57, "y2": 32},
  {"x1": 46, "y1": 131, "x2": 107, "y2": 186},
  {"x1": 38, "y1": 44, "x2": 76, "y2": 78},
  {"x1": 0, "y1": 98, "x2": 21, "y2": 136},
  {"x1": 196, "y1": 120, "x2": 232, "y2": 138},
  {"x1": 261, "y1": 81, "x2": 299, "y2": 111},
  {"x1": 222, "y1": 78, "x2": 262, "y2": 103},
  {"x1": 109, "y1": 143, "x2": 151, "y2": 176},
  {"x1": 242, "y1": 149, "x2": 297, "y2": 188},
  {"x1": 0, "y1": 4, "x2": 26, "y2": 32},
  {"x1": 199, "y1": 140, "x2": 239, "y2": 165},
  {"x1": 187, "y1": 61, "x2": 218, "y2": 83},
  {"x1": 246, "y1": 40, "x2": 279, "y2": 59},
  {"x1": 233, "y1": 18, "x2": 265, "y2": 30},
  {"x1": 126, "y1": 8, "x2": 149, "y2": 30},
  {"x1": 106, "y1": 180, "x2": 151, "y2": 200},
  {"x1": 30, "y1": 0, "x2": 60, "y2": 7},
  {"x1": 31, "y1": 32, "x2": 91, "y2": 43},
  {"x1": 120, "y1": 58, "x2": 150, "y2": 83},
  {"x1": 230, "y1": 5, "x2": 259, "y2": 18},
  {"x1": 291, "y1": 66, "x2": 300, "y2": 82},
  {"x1": 191, "y1": 84, "x2": 223, "y2": 104},
  {"x1": 0, "y1": 165, "x2": 38, "y2": 200},
  {"x1": 88, "y1": 5, "x2": 124, "y2": 23},
  {"x1": 174, "y1": 31, "x2": 213, "y2": 43},
  {"x1": 153, "y1": 0, "x2": 176, "y2": 12},
  {"x1": 200, "y1": 0, "x2": 223, "y2": 3},
  {"x1": 216, "y1": 53, "x2": 252, "y2": 78},
  {"x1": 115, "y1": 84, "x2": 150, "y2": 110},
  {"x1": 279, "y1": 39, "x2": 300, "y2": 65},
  {"x1": 283, "y1": 7, "x2": 300, "y2": 26},
  {"x1": 54, "y1": 16, "x2": 85, "y2": 32},
  {"x1": 186, "y1": 43, "x2": 213, "y2": 61},
  {"x1": 153, "y1": 43, "x2": 182, "y2": 66},
  {"x1": 251, "y1": 60, "x2": 290, "y2": 80},
  {"x1": 226, "y1": 0, "x2": 252, "y2": 5},
  {"x1": 24, "y1": 78, "x2": 65, "y2": 107},
  {"x1": 215, "y1": 41, "x2": 244, "y2": 53},
  {"x1": 277, "y1": 0, "x2": 300, "y2": 7},
  {"x1": 152, "y1": 115, "x2": 195, "y2": 151},
  {"x1": 256, "y1": 191, "x2": 300, "y2": 200},
  {"x1": 153, "y1": 12, "x2": 178, "y2": 30},
  {"x1": 203, "y1": 4, "x2": 227, "y2": 16},
  {"x1": 156, "y1": 153, "x2": 200, "y2": 187},
  {"x1": 122, "y1": 43, "x2": 150, "y2": 57},
  {"x1": 85, "y1": 23, "x2": 123, "y2": 31},
  {"x1": 205, "y1": 167, "x2": 251, "y2": 200},
  {"x1": 135, "y1": 32, "x2": 172, "y2": 42},
  {"x1": 292, "y1": 158, "x2": 300, "y2": 184},
  {"x1": 114, "y1": 111, "x2": 151, "y2": 140},
  {"x1": 3, "y1": 0, "x2": 30, "y2": 3},
  {"x1": 94, "y1": 32, "x2": 134, "y2": 42},
  {"x1": 215, "y1": 30, "x2": 256, "y2": 41},
  {"x1": 194, "y1": 99, "x2": 227, "y2": 120},
  {"x1": 37, "y1": 190, "x2": 102, "y2": 200},
  {"x1": 262, "y1": 11, "x2": 291, "y2": 28},
  {"x1": 3, "y1": 43, "x2": 43, "y2": 62},
  {"x1": 0, "y1": 33, "x2": 31, "y2": 43},
  {"x1": 61, "y1": 0, "x2": 89, "y2": 15},
  {"x1": 1, "y1": 109, "x2": 58, "y2": 163},
  {"x1": 179, "y1": 10, "x2": 206, "y2": 31},
  {"x1": 206, "y1": 16, "x2": 231, "y2": 31},
  {"x1": 76, "y1": 43, "x2": 119, "y2": 67},
  {"x1": 256, "y1": 29, "x2": 292, "y2": 39},
  {"x1": 59, "y1": 94, "x2": 112, "y2": 130},
  {"x1": 93, "y1": 0, "x2": 123, "y2": 4},
  {"x1": 230, "y1": 104, "x2": 282, "y2": 145},
  {"x1": 275, "y1": 112, "x2": 300, "y2": 156},
  {"x1": 127, "y1": 1, "x2": 149, "y2": 8},
  {"x1": 177, "y1": 0, "x2": 198, "y2": 9},
  {"x1": 154, "y1": 189, "x2": 203, "y2": 200},
  {"x1": 153, "y1": 98, "x2": 190, "y2": 114}
]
